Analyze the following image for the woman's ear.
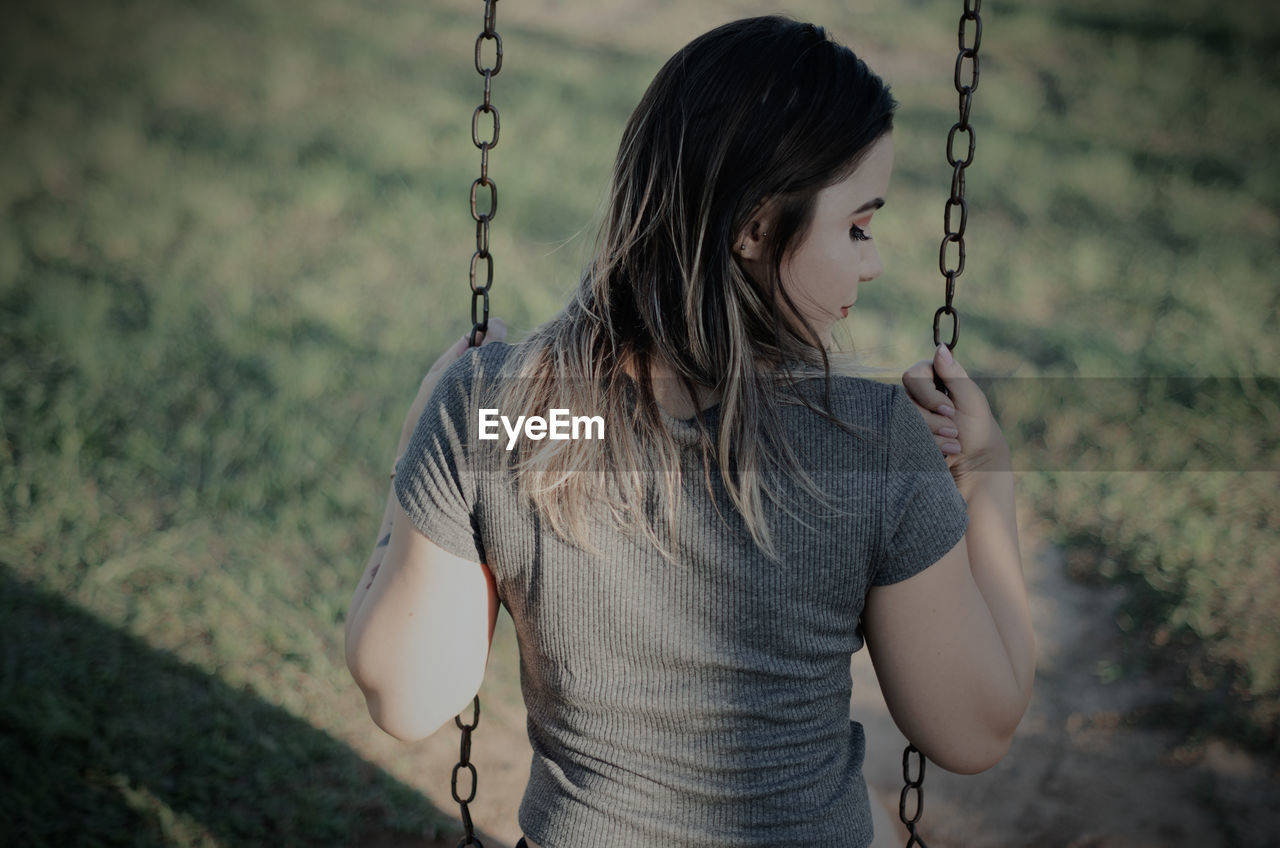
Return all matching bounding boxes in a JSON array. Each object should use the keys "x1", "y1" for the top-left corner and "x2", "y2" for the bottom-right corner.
[{"x1": 735, "y1": 200, "x2": 779, "y2": 264}]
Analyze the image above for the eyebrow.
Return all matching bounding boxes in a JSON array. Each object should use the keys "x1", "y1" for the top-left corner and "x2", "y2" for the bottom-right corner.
[{"x1": 853, "y1": 198, "x2": 885, "y2": 215}]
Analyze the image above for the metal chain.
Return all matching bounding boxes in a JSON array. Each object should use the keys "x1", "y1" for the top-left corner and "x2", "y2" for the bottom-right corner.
[
  {"x1": 899, "y1": 744, "x2": 930, "y2": 848},
  {"x1": 452, "y1": 696, "x2": 483, "y2": 847},
  {"x1": 933, "y1": 0, "x2": 981, "y2": 353},
  {"x1": 468, "y1": 0, "x2": 502, "y2": 349},
  {"x1": 912, "y1": 2, "x2": 981, "y2": 843},
  {"x1": 454, "y1": 5, "x2": 501, "y2": 844},
  {"x1": 453, "y1": 6, "x2": 500, "y2": 844}
]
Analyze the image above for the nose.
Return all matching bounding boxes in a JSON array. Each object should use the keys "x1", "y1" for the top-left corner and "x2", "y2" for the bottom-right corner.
[{"x1": 860, "y1": 243, "x2": 883, "y2": 282}]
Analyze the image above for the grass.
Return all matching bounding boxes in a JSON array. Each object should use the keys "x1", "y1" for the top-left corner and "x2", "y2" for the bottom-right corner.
[
  {"x1": 1, "y1": 0, "x2": 1277, "y2": 842},
  {"x1": 0, "y1": 571, "x2": 440, "y2": 846}
]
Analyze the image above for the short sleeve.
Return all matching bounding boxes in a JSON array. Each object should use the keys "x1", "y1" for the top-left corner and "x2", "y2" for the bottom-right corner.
[
  {"x1": 873, "y1": 385, "x2": 969, "y2": 585},
  {"x1": 393, "y1": 349, "x2": 487, "y2": 564}
]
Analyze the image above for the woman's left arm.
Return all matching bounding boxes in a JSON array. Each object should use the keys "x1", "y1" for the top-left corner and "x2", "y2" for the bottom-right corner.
[
  {"x1": 345, "y1": 321, "x2": 506, "y2": 741},
  {"x1": 346, "y1": 502, "x2": 500, "y2": 741},
  {"x1": 343, "y1": 480, "x2": 398, "y2": 645}
]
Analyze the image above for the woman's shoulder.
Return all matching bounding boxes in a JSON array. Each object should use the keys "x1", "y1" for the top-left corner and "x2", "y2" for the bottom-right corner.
[
  {"x1": 788, "y1": 360, "x2": 904, "y2": 418},
  {"x1": 458, "y1": 337, "x2": 553, "y2": 409},
  {"x1": 830, "y1": 377, "x2": 904, "y2": 444},
  {"x1": 449, "y1": 338, "x2": 521, "y2": 384},
  {"x1": 420, "y1": 339, "x2": 522, "y2": 418}
]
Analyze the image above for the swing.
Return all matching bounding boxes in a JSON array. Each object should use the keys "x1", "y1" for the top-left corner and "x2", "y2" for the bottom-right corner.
[
  {"x1": 445, "y1": 3, "x2": 985, "y2": 846},
  {"x1": 445, "y1": 1, "x2": 501, "y2": 845}
]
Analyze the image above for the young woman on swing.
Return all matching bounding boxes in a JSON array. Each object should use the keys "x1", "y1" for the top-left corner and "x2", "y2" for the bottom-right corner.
[{"x1": 346, "y1": 16, "x2": 1034, "y2": 848}]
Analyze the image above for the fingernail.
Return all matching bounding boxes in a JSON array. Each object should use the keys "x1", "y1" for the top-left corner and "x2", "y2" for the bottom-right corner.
[
  {"x1": 941, "y1": 441, "x2": 962, "y2": 455},
  {"x1": 937, "y1": 343, "x2": 953, "y2": 364},
  {"x1": 938, "y1": 404, "x2": 956, "y2": 418},
  {"x1": 939, "y1": 425, "x2": 959, "y2": 438}
]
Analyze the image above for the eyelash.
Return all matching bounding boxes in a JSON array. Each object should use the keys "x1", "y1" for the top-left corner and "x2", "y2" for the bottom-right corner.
[{"x1": 850, "y1": 224, "x2": 872, "y2": 242}]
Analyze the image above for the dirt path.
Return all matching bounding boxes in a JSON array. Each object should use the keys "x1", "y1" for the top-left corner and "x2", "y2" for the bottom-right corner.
[
  {"x1": 852, "y1": 518, "x2": 1279, "y2": 848},
  {"x1": 369, "y1": 518, "x2": 1279, "y2": 848}
]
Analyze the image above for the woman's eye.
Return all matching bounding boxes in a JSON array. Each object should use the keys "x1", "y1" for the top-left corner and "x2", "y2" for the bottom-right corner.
[{"x1": 850, "y1": 224, "x2": 872, "y2": 242}]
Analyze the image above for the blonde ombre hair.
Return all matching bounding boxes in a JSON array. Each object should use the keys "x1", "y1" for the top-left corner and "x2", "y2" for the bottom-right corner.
[{"x1": 492, "y1": 16, "x2": 897, "y2": 561}]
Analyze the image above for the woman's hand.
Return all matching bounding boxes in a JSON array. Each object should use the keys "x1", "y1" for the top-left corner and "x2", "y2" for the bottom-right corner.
[
  {"x1": 395, "y1": 319, "x2": 508, "y2": 462},
  {"x1": 902, "y1": 344, "x2": 1010, "y2": 487}
]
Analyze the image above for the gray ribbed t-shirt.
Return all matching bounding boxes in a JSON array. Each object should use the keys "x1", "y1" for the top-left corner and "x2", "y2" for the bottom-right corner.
[{"x1": 395, "y1": 341, "x2": 968, "y2": 848}]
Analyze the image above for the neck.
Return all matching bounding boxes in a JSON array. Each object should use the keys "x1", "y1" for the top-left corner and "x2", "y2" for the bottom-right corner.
[{"x1": 620, "y1": 356, "x2": 720, "y2": 419}]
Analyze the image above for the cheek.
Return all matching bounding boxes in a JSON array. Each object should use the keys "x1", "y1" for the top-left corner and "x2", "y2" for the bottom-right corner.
[
  {"x1": 780, "y1": 234, "x2": 853, "y2": 304},
  {"x1": 813, "y1": 244, "x2": 853, "y2": 292},
  {"x1": 787, "y1": 240, "x2": 837, "y2": 282}
]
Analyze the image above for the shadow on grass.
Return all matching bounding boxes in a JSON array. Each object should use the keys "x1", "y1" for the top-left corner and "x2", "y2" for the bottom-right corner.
[{"x1": 0, "y1": 567, "x2": 452, "y2": 847}]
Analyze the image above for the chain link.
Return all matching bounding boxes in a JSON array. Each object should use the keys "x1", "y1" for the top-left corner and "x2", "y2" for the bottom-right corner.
[
  {"x1": 452, "y1": 696, "x2": 484, "y2": 847},
  {"x1": 468, "y1": 0, "x2": 502, "y2": 349},
  {"x1": 899, "y1": 745, "x2": 930, "y2": 848},
  {"x1": 933, "y1": 0, "x2": 982, "y2": 353}
]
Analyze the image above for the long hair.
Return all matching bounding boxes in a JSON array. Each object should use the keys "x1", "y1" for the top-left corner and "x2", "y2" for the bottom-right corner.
[{"x1": 492, "y1": 16, "x2": 898, "y2": 560}]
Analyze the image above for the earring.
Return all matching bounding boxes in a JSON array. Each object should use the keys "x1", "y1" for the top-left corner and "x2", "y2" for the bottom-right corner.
[{"x1": 740, "y1": 240, "x2": 747, "y2": 251}]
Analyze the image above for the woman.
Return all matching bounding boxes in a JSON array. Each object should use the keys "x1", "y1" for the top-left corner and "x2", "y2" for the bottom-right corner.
[{"x1": 346, "y1": 16, "x2": 1034, "y2": 848}]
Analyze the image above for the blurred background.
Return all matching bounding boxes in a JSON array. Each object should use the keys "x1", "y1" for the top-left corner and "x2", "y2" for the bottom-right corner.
[{"x1": 1, "y1": 0, "x2": 1276, "y2": 845}]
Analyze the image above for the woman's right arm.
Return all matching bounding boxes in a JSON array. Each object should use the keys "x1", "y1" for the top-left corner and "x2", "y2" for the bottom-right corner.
[{"x1": 861, "y1": 346, "x2": 1035, "y2": 774}]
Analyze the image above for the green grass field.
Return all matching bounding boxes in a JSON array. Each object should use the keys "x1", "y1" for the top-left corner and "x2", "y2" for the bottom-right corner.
[{"x1": 2, "y1": 0, "x2": 1277, "y2": 843}]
